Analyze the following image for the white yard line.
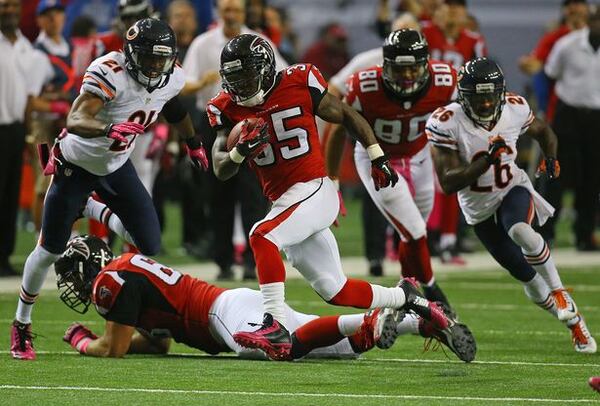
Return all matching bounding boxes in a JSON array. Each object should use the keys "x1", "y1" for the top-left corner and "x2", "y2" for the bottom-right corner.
[
  {"x1": 0, "y1": 385, "x2": 597, "y2": 403},
  {"x1": 1, "y1": 351, "x2": 598, "y2": 368}
]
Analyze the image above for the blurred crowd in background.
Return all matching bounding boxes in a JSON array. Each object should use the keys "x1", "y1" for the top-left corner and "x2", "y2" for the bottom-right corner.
[{"x1": 1, "y1": 0, "x2": 599, "y2": 279}]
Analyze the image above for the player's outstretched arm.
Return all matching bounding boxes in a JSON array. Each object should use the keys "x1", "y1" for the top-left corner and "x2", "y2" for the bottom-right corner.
[
  {"x1": 432, "y1": 145, "x2": 491, "y2": 194},
  {"x1": 212, "y1": 129, "x2": 241, "y2": 181},
  {"x1": 128, "y1": 329, "x2": 171, "y2": 355},
  {"x1": 66, "y1": 92, "x2": 109, "y2": 138},
  {"x1": 64, "y1": 321, "x2": 135, "y2": 358}
]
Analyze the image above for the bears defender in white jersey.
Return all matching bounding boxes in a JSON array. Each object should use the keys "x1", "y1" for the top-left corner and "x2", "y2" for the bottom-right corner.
[
  {"x1": 10, "y1": 18, "x2": 209, "y2": 361},
  {"x1": 428, "y1": 58, "x2": 596, "y2": 354},
  {"x1": 60, "y1": 51, "x2": 185, "y2": 176},
  {"x1": 427, "y1": 91, "x2": 553, "y2": 226}
]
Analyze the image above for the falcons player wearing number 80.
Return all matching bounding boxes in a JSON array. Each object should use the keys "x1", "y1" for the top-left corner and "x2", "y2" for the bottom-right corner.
[
  {"x1": 208, "y1": 34, "x2": 450, "y2": 360},
  {"x1": 428, "y1": 58, "x2": 595, "y2": 354},
  {"x1": 10, "y1": 19, "x2": 209, "y2": 361},
  {"x1": 327, "y1": 29, "x2": 463, "y2": 319}
]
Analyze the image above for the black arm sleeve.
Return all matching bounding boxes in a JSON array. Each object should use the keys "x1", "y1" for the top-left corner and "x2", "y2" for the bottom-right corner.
[
  {"x1": 161, "y1": 96, "x2": 188, "y2": 124},
  {"x1": 103, "y1": 275, "x2": 142, "y2": 326},
  {"x1": 310, "y1": 86, "x2": 328, "y2": 114}
]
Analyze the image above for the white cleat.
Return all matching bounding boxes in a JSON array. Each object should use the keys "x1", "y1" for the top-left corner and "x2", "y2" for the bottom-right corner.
[
  {"x1": 374, "y1": 308, "x2": 406, "y2": 349},
  {"x1": 552, "y1": 289, "x2": 578, "y2": 321},
  {"x1": 568, "y1": 314, "x2": 597, "y2": 354}
]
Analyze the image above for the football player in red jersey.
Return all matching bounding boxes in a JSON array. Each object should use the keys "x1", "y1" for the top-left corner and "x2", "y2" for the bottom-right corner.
[
  {"x1": 208, "y1": 34, "x2": 450, "y2": 359},
  {"x1": 97, "y1": 0, "x2": 153, "y2": 54},
  {"x1": 327, "y1": 29, "x2": 465, "y2": 321},
  {"x1": 57, "y1": 236, "x2": 475, "y2": 362}
]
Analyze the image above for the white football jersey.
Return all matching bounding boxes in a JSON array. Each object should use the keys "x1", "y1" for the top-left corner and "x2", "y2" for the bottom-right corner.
[
  {"x1": 426, "y1": 93, "x2": 554, "y2": 225},
  {"x1": 60, "y1": 52, "x2": 184, "y2": 176}
]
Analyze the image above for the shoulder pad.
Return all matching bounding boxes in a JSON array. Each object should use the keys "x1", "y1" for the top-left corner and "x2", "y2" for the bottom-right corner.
[
  {"x1": 425, "y1": 104, "x2": 460, "y2": 150},
  {"x1": 92, "y1": 270, "x2": 125, "y2": 315}
]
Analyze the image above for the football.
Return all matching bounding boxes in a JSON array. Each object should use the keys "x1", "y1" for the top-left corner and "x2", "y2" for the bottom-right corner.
[{"x1": 226, "y1": 117, "x2": 263, "y2": 152}]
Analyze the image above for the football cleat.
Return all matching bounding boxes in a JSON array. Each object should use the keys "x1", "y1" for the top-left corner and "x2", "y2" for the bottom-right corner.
[
  {"x1": 374, "y1": 308, "x2": 407, "y2": 350},
  {"x1": 398, "y1": 278, "x2": 448, "y2": 331},
  {"x1": 233, "y1": 313, "x2": 292, "y2": 361},
  {"x1": 419, "y1": 309, "x2": 477, "y2": 363},
  {"x1": 552, "y1": 289, "x2": 578, "y2": 321},
  {"x1": 589, "y1": 377, "x2": 600, "y2": 393},
  {"x1": 568, "y1": 314, "x2": 597, "y2": 354},
  {"x1": 10, "y1": 320, "x2": 36, "y2": 360}
]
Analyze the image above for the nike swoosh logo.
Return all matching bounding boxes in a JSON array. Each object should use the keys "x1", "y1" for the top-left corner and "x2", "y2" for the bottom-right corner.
[
  {"x1": 247, "y1": 140, "x2": 263, "y2": 149},
  {"x1": 99, "y1": 67, "x2": 108, "y2": 76}
]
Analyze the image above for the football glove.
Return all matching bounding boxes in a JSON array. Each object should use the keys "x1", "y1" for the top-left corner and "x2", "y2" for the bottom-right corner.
[
  {"x1": 371, "y1": 156, "x2": 399, "y2": 191},
  {"x1": 105, "y1": 122, "x2": 146, "y2": 144},
  {"x1": 536, "y1": 157, "x2": 560, "y2": 179},
  {"x1": 486, "y1": 136, "x2": 509, "y2": 165},
  {"x1": 236, "y1": 118, "x2": 270, "y2": 159},
  {"x1": 146, "y1": 123, "x2": 169, "y2": 159},
  {"x1": 185, "y1": 135, "x2": 209, "y2": 171},
  {"x1": 63, "y1": 322, "x2": 97, "y2": 354}
]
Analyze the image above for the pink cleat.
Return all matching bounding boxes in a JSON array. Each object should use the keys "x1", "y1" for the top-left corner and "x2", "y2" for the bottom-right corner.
[
  {"x1": 233, "y1": 313, "x2": 292, "y2": 361},
  {"x1": 10, "y1": 320, "x2": 36, "y2": 360}
]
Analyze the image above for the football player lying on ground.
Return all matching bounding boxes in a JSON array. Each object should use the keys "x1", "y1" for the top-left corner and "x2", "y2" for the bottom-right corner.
[
  {"x1": 427, "y1": 57, "x2": 595, "y2": 353},
  {"x1": 57, "y1": 235, "x2": 476, "y2": 362}
]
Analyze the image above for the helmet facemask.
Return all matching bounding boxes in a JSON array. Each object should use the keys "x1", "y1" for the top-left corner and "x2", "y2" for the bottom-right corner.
[
  {"x1": 459, "y1": 83, "x2": 505, "y2": 127},
  {"x1": 55, "y1": 236, "x2": 114, "y2": 314},
  {"x1": 383, "y1": 55, "x2": 430, "y2": 97},
  {"x1": 220, "y1": 57, "x2": 274, "y2": 107}
]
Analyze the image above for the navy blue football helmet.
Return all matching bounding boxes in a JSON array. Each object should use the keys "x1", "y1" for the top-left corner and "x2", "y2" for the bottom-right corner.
[
  {"x1": 457, "y1": 58, "x2": 506, "y2": 127},
  {"x1": 124, "y1": 18, "x2": 178, "y2": 92}
]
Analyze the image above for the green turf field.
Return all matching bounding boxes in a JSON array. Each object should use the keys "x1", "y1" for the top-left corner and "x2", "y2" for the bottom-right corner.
[{"x1": 1, "y1": 266, "x2": 599, "y2": 405}]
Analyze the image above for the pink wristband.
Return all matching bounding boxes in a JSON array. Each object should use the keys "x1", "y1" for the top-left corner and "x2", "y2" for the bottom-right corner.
[{"x1": 76, "y1": 337, "x2": 92, "y2": 354}]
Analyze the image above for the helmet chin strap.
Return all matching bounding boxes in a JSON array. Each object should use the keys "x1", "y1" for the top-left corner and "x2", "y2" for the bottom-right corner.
[{"x1": 237, "y1": 90, "x2": 265, "y2": 107}]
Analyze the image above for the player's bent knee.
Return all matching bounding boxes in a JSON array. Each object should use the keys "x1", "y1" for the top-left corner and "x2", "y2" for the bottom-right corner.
[
  {"x1": 310, "y1": 276, "x2": 347, "y2": 302},
  {"x1": 507, "y1": 222, "x2": 539, "y2": 252}
]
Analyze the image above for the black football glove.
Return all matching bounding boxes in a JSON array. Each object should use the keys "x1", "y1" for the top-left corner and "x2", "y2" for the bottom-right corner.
[
  {"x1": 486, "y1": 137, "x2": 509, "y2": 165},
  {"x1": 236, "y1": 118, "x2": 270, "y2": 159},
  {"x1": 371, "y1": 156, "x2": 399, "y2": 191},
  {"x1": 536, "y1": 157, "x2": 561, "y2": 179}
]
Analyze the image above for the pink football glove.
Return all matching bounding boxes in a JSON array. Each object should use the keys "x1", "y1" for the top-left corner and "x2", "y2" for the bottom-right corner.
[
  {"x1": 185, "y1": 135, "x2": 209, "y2": 171},
  {"x1": 49, "y1": 100, "x2": 71, "y2": 116},
  {"x1": 105, "y1": 122, "x2": 146, "y2": 144},
  {"x1": 146, "y1": 123, "x2": 169, "y2": 159},
  {"x1": 63, "y1": 322, "x2": 97, "y2": 354}
]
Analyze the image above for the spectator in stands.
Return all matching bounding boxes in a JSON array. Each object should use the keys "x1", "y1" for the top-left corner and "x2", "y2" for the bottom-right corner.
[
  {"x1": 376, "y1": 0, "x2": 442, "y2": 37},
  {"x1": 0, "y1": 0, "x2": 52, "y2": 276},
  {"x1": 544, "y1": 6, "x2": 600, "y2": 251},
  {"x1": 182, "y1": 0, "x2": 286, "y2": 280},
  {"x1": 70, "y1": 16, "x2": 103, "y2": 93},
  {"x1": 519, "y1": 0, "x2": 588, "y2": 122},
  {"x1": 97, "y1": 0, "x2": 153, "y2": 54},
  {"x1": 266, "y1": 6, "x2": 297, "y2": 63},
  {"x1": 30, "y1": 0, "x2": 75, "y2": 232},
  {"x1": 519, "y1": 0, "x2": 589, "y2": 247},
  {"x1": 301, "y1": 23, "x2": 350, "y2": 81}
]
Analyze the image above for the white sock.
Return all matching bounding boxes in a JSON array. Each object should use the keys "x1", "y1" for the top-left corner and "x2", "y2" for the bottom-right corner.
[
  {"x1": 522, "y1": 273, "x2": 558, "y2": 318},
  {"x1": 337, "y1": 314, "x2": 365, "y2": 336},
  {"x1": 15, "y1": 245, "x2": 60, "y2": 324},
  {"x1": 259, "y1": 282, "x2": 287, "y2": 328},
  {"x1": 83, "y1": 198, "x2": 135, "y2": 245},
  {"x1": 440, "y1": 233, "x2": 457, "y2": 250},
  {"x1": 370, "y1": 284, "x2": 406, "y2": 309},
  {"x1": 509, "y1": 222, "x2": 563, "y2": 291},
  {"x1": 397, "y1": 313, "x2": 420, "y2": 335}
]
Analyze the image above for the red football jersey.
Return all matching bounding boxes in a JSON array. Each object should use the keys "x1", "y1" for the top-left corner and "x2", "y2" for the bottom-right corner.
[
  {"x1": 345, "y1": 62, "x2": 457, "y2": 158},
  {"x1": 92, "y1": 253, "x2": 227, "y2": 354},
  {"x1": 421, "y1": 22, "x2": 487, "y2": 69},
  {"x1": 207, "y1": 64, "x2": 329, "y2": 201}
]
